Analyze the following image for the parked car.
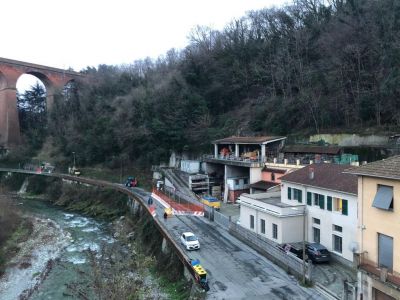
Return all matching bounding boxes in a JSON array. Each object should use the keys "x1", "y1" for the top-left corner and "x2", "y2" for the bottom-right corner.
[
  {"x1": 180, "y1": 232, "x2": 200, "y2": 250},
  {"x1": 306, "y1": 243, "x2": 330, "y2": 263},
  {"x1": 125, "y1": 176, "x2": 138, "y2": 187}
]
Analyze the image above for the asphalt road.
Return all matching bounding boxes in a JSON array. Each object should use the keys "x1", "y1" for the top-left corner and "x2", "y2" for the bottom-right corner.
[{"x1": 132, "y1": 187, "x2": 323, "y2": 300}]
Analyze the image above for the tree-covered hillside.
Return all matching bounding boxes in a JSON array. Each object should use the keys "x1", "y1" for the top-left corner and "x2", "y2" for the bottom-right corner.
[{"x1": 43, "y1": 0, "x2": 400, "y2": 165}]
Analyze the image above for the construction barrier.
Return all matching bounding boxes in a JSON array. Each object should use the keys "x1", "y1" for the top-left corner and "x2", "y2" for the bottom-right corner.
[{"x1": 152, "y1": 188, "x2": 204, "y2": 216}]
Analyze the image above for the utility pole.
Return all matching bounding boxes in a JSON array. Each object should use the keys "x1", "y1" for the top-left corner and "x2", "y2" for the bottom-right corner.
[{"x1": 302, "y1": 206, "x2": 307, "y2": 285}]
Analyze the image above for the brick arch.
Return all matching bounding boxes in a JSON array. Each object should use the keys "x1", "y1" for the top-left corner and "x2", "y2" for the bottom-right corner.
[
  {"x1": 23, "y1": 71, "x2": 56, "y2": 110},
  {"x1": 0, "y1": 57, "x2": 84, "y2": 148},
  {"x1": 0, "y1": 71, "x2": 7, "y2": 90}
]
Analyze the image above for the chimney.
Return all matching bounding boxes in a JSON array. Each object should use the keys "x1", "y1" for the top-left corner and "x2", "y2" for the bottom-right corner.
[
  {"x1": 284, "y1": 158, "x2": 288, "y2": 165},
  {"x1": 309, "y1": 167, "x2": 314, "y2": 180},
  {"x1": 296, "y1": 159, "x2": 300, "y2": 166},
  {"x1": 273, "y1": 157, "x2": 277, "y2": 164}
]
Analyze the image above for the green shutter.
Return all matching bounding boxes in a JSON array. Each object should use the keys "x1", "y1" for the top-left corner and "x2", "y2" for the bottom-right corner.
[
  {"x1": 342, "y1": 199, "x2": 348, "y2": 215},
  {"x1": 319, "y1": 195, "x2": 325, "y2": 209},
  {"x1": 327, "y1": 196, "x2": 332, "y2": 211},
  {"x1": 298, "y1": 190, "x2": 302, "y2": 203},
  {"x1": 288, "y1": 187, "x2": 291, "y2": 200},
  {"x1": 307, "y1": 192, "x2": 312, "y2": 205}
]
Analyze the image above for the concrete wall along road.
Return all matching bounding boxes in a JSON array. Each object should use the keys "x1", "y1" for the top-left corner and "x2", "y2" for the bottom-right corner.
[
  {"x1": 180, "y1": 160, "x2": 200, "y2": 174},
  {"x1": 229, "y1": 222, "x2": 310, "y2": 281}
]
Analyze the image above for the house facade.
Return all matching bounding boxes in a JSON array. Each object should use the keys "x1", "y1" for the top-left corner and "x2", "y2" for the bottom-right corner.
[
  {"x1": 281, "y1": 164, "x2": 358, "y2": 264},
  {"x1": 238, "y1": 191, "x2": 305, "y2": 244},
  {"x1": 347, "y1": 156, "x2": 400, "y2": 300}
]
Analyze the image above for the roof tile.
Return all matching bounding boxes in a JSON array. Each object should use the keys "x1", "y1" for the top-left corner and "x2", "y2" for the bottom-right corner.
[{"x1": 281, "y1": 163, "x2": 358, "y2": 195}]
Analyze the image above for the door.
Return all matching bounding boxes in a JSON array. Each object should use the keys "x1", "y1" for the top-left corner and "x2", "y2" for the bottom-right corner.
[{"x1": 378, "y1": 233, "x2": 393, "y2": 271}]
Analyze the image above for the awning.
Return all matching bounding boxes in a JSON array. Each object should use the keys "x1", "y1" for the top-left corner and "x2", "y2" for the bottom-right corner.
[{"x1": 372, "y1": 185, "x2": 393, "y2": 210}]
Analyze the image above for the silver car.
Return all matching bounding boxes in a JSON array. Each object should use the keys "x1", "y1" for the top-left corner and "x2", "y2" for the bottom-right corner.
[{"x1": 180, "y1": 232, "x2": 200, "y2": 250}]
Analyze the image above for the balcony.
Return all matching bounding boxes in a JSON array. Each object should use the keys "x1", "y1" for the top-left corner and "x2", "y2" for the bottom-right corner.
[
  {"x1": 202, "y1": 154, "x2": 264, "y2": 167},
  {"x1": 358, "y1": 254, "x2": 400, "y2": 287}
]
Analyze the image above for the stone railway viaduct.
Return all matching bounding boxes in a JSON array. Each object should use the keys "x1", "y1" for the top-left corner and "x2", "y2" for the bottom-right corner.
[{"x1": 0, "y1": 57, "x2": 83, "y2": 148}]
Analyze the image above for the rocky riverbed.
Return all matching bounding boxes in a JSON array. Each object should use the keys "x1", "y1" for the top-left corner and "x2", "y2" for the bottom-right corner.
[{"x1": 0, "y1": 216, "x2": 70, "y2": 299}]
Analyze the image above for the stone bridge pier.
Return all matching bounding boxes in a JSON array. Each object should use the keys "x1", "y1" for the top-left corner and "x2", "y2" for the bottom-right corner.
[{"x1": 0, "y1": 57, "x2": 83, "y2": 148}]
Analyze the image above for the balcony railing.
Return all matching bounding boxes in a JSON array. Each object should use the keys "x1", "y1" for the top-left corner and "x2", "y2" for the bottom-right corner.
[
  {"x1": 358, "y1": 254, "x2": 400, "y2": 287},
  {"x1": 202, "y1": 154, "x2": 264, "y2": 167}
]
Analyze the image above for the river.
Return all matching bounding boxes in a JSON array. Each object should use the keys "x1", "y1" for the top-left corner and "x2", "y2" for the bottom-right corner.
[{"x1": 0, "y1": 197, "x2": 122, "y2": 300}]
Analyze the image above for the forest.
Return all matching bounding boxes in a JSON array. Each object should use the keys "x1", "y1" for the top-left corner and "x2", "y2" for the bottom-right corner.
[{"x1": 17, "y1": 0, "x2": 400, "y2": 166}]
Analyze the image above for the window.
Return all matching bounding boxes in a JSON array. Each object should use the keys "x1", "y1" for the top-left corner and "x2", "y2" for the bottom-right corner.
[
  {"x1": 288, "y1": 187, "x2": 292, "y2": 200},
  {"x1": 293, "y1": 188, "x2": 303, "y2": 203},
  {"x1": 334, "y1": 197, "x2": 343, "y2": 212},
  {"x1": 313, "y1": 227, "x2": 320, "y2": 243},
  {"x1": 250, "y1": 215, "x2": 254, "y2": 229},
  {"x1": 260, "y1": 219, "x2": 265, "y2": 234},
  {"x1": 243, "y1": 178, "x2": 248, "y2": 185},
  {"x1": 327, "y1": 196, "x2": 332, "y2": 211},
  {"x1": 373, "y1": 185, "x2": 394, "y2": 211},
  {"x1": 342, "y1": 200, "x2": 348, "y2": 216},
  {"x1": 313, "y1": 193, "x2": 319, "y2": 206},
  {"x1": 333, "y1": 235, "x2": 342, "y2": 253},
  {"x1": 378, "y1": 233, "x2": 393, "y2": 270},
  {"x1": 313, "y1": 218, "x2": 320, "y2": 225},
  {"x1": 271, "y1": 172, "x2": 275, "y2": 181},
  {"x1": 307, "y1": 192, "x2": 312, "y2": 205},
  {"x1": 314, "y1": 193, "x2": 325, "y2": 209},
  {"x1": 333, "y1": 225, "x2": 342, "y2": 232},
  {"x1": 272, "y1": 223, "x2": 278, "y2": 239},
  {"x1": 235, "y1": 179, "x2": 239, "y2": 185}
]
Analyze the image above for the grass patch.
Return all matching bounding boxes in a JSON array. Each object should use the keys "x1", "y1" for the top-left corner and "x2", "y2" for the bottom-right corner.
[
  {"x1": 153, "y1": 271, "x2": 192, "y2": 300},
  {"x1": 0, "y1": 218, "x2": 33, "y2": 275}
]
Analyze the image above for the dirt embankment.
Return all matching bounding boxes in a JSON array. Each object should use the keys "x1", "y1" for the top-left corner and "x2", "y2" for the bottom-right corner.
[{"x1": 0, "y1": 194, "x2": 32, "y2": 276}]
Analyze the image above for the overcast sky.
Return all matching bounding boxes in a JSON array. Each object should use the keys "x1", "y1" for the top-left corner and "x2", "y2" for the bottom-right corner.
[{"x1": 3, "y1": 0, "x2": 287, "y2": 72}]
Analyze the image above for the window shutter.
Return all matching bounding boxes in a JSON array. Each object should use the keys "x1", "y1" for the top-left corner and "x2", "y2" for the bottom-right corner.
[
  {"x1": 298, "y1": 190, "x2": 302, "y2": 203},
  {"x1": 327, "y1": 196, "x2": 332, "y2": 211},
  {"x1": 342, "y1": 199, "x2": 348, "y2": 215},
  {"x1": 319, "y1": 195, "x2": 325, "y2": 209},
  {"x1": 307, "y1": 192, "x2": 312, "y2": 205},
  {"x1": 288, "y1": 188, "x2": 291, "y2": 200}
]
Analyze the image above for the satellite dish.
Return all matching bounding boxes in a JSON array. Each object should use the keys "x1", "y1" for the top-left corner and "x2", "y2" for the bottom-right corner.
[{"x1": 349, "y1": 241, "x2": 359, "y2": 253}]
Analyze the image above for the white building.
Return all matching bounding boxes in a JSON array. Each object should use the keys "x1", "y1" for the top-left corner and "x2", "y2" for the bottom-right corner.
[
  {"x1": 280, "y1": 164, "x2": 358, "y2": 264},
  {"x1": 238, "y1": 191, "x2": 305, "y2": 244}
]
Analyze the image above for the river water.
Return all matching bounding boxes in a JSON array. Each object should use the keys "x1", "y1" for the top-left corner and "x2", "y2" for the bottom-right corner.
[{"x1": 0, "y1": 198, "x2": 116, "y2": 300}]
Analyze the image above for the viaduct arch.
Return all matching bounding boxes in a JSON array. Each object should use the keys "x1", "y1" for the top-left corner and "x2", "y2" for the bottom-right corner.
[{"x1": 0, "y1": 57, "x2": 83, "y2": 148}]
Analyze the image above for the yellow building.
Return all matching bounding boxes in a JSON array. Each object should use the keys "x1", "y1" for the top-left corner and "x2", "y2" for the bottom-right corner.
[{"x1": 347, "y1": 156, "x2": 400, "y2": 300}]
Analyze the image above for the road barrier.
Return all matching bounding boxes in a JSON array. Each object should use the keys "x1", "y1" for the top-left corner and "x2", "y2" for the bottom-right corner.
[{"x1": 152, "y1": 188, "x2": 204, "y2": 216}]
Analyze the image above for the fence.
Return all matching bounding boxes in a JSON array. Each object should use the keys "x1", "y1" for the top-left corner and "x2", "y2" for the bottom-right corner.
[{"x1": 228, "y1": 222, "x2": 311, "y2": 281}]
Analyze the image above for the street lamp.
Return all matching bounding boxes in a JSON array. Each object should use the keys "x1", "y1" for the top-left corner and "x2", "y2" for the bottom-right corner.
[
  {"x1": 291, "y1": 205, "x2": 307, "y2": 285},
  {"x1": 72, "y1": 152, "x2": 76, "y2": 167}
]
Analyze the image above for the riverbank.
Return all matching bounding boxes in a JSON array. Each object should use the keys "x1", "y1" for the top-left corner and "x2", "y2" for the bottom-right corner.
[
  {"x1": 0, "y1": 209, "x2": 70, "y2": 299},
  {"x1": 0, "y1": 193, "x2": 32, "y2": 276}
]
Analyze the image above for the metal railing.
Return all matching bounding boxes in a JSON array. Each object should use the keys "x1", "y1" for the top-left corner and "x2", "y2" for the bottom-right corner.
[{"x1": 203, "y1": 154, "x2": 264, "y2": 163}]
